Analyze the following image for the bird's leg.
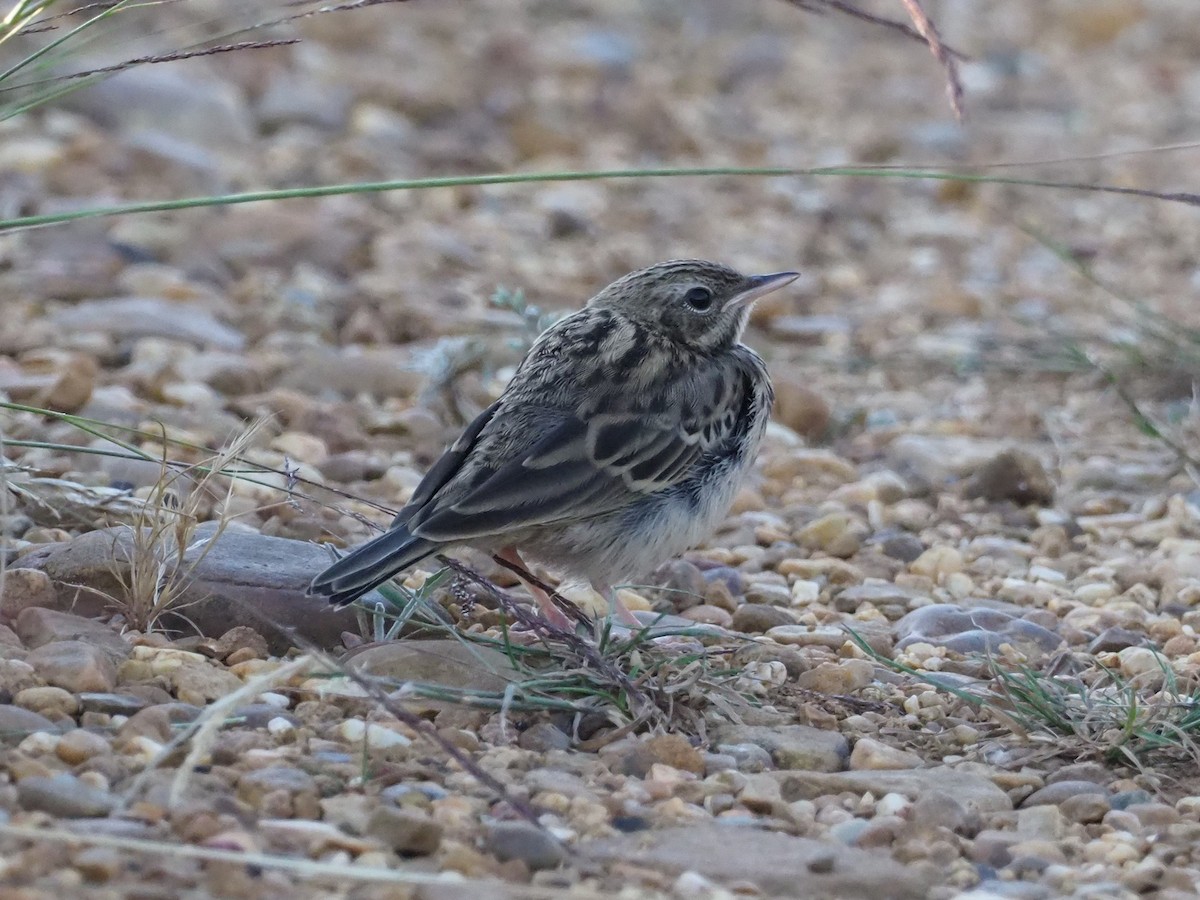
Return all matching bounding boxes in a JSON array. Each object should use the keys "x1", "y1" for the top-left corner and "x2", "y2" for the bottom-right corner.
[
  {"x1": 598, "y1": 581, "x2": 642, "y2": 627},
  {"x1": 495, "y1": 547, "x2": 573, "y2": 630}
]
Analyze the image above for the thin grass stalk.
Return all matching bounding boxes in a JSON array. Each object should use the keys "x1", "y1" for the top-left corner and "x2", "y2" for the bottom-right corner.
[{"x1": 3, "y1": 164, "x2": 1198, "y2": 232}]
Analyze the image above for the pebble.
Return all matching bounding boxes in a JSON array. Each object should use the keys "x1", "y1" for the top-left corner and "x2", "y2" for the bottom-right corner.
[
  {"x1": 1016, "y1": 805, "x2": 1065, "y2": 840},
  {"x1": 483, "y1": 821, "x2": 566, "y2": 871},
  {"x1": 895, "y1": 604, "x2": 1064, "y2": 654},
  {"x1": 337, "y1": 719, "x2": 412, "y2": 750},
  {"x1": 618, "y1": 734, "x2": 705, "y2": 777},
  {"x1": 849, "y1": 738, "x2": 922, "y2": 770},
  {"x1": 1021, "y1": 780, "x2": 1108, "y2": 807},
  {"x1": 77, "y1": 692, "x2": 149, "y2": 716},
  {"x1": 0, "y1": 704, "x2": 64, "y2": 741},
  {"x1": 14, "y1": 685, "x2": 79, "y2": 718},
  {"x1": 731, "y1": 603, "x2": 796, "y2": 632},
  {"x1": 366, "y1": 805, "x2": 444, "y2": 855},
  {"x1": 55, "y1": 728, "x2": 114, "y2": 764},
  {"x1": 796, "y1": 659, "x2": 874, "y2": 694},
  {"x1": 0, "y1": 568, "x2": 59, "y2": 620},
  {"x1": 1059, "y1": 793, "x2": 1111, "y2": 824},
  {"x1": 236, "y1": 766, "x2": 318, "y2": 809},
  {"x1": 909, "y1": 546, "x2": 965, "y2": 580},
  {"x1": 963, "y1": 449, "x2": 1055, "y2": 506},
  {"x1": 17, "y1": 772, "x2": 118, "y2": 817},
  {"x1": 25, "y1": 641, "x2": 118, "y2": 692},
  {"x1": 714, "y1": 725, "x2": 848, "y2": 772}
]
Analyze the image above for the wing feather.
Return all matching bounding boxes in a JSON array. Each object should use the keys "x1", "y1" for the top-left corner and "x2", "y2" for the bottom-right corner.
[{"x1": 408, "y1": 368, "x2": 750, "y2": 543}]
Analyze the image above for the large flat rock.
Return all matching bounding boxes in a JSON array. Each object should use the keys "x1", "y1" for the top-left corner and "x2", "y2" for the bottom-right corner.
[
  {"x1": 765, "y1": 765, "x2": 1013, "y2": 814},
  {"x1": 19, "y1": 523, "x2": 360, "y2": 652},
  {"x1": 582, "y1": 824, "x2": 934, "y2": 899}
]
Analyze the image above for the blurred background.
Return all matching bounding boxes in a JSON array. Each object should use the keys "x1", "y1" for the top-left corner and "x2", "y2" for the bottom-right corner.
[{"x1": 1, "y1": 0, "x2": 1198, "y2": 539}]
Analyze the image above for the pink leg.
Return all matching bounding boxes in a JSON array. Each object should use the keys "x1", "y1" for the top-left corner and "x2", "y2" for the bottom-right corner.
[
  {"x1": 496, "y1": 547, "x2": 574, "y2": 630},
  {"x1": 598, "y1": 581, "x2": 642, "y2": 627}
]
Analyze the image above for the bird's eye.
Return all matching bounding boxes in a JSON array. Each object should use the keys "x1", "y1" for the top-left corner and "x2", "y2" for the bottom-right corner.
[{"x1": 683, "y1": 286, "x2": 714, "y2": 312}]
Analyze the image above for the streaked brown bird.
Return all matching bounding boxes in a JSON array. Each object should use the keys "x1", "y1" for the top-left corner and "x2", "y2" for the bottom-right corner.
[{"x1": 308, "y1": 259, "x2": 798, "y2": 627}]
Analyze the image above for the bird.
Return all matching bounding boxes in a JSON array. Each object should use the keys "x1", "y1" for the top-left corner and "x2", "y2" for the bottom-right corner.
[{"x1": 308, "y1": 259, "x2": 799, "y2": 628}]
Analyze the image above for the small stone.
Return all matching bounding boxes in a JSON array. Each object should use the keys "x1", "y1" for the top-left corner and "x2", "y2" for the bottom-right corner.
[
  {"x1": 0, "y1": 568, "x2": 59, "y2": 620},
  {"x1": 909, "y1": 792, "x2": 971, "y2": 833},
  {"x1": 1046, "y1": 762, "x2": 1113, "y2": 785},
  {"x1": 680, "y1": 604, "x2": 733, "y2": 627},
  {"x1": 796, "y1": 660, "x2": 874, "y2": 694},
  {"x1": 772, "y1": 380, "x2": 831, "y2": 440},
  {"x1": 1060, "y1": 793, "x2": 1111, "y2": 824},
  {"x1": 618, "y1": 734, "x2": 705, "y2": 776},
  {"x1": 14, "y1": 685, "x2": 79, "y2": 718},
  {"x1": 78, "y1": 693, "x2": 149, "y2": 716},
  {"x1": 797, "y1": 513, "x2": 862, "y2": 558},
  {"x1": 517, "y1": 722, "x2": 570, "y2": 752},
  {"x1": 879, "y1": 533, "x2": 925, "y2": 563},
  {"x1": 1117, "y1": 646, "x2": 1168, "y2": 679},
  {"x1": 15, "y1": 608, "x2": 131, "y2": 659},
  {"x1": 26, "y1": 641, "x2": 117, "y2": 692},
  {"x1": 55, "y1": 728, "x2": 113, "y2": 764},
  {"x1": 1087, "y1": 627, "x2": 1146, "y2": 653},
  {"x1": 74, "y1": 846, "x2": 122, "y2": 882},
  {"x1": 1016, "y1": 805, "x2": 1065, "y2": 839},
  {"x1": 18, "y1": 772, "x2": 117, "y2": 817},
  {"x1": 267, "y1": 717, "x2": 296, "y2": 738},
  {"x1": 895, "y1": 604, "x2": 1063, "y2": 654},
  {"x1": 117, "y1": 705, "x2": 175, "y2": 744},
  {"x1": 236, "y1": 766, "x2": 318, "y2": 812},
  {"x1": 0, "y1": 704, "x2": 63, "y2": 743},
  {"x1": 336, "y1": 718, "x2": 412, "y2": 749},
  {"x1": 790, "y1": 580, "x2": 821, "y2": 605},
  {"x1": 1125, "y1": 802, "x2": 1181, "y2": 829},
  {"x1": 0, "y1": 349, "x2": 97, "y2": 413},
  {"x1": 1110, "y1": 789, "x2": 1153, "y2": 810},
  {"x1": 167, "y1": 658, "x2": 244, "y2": 705},
  {"x1": 232, "y1": 703, "x2": 297, "y2": 729},
  {"x1": 366, "y1": 805, "x2": 443, "y2": 856},
  {"x1": 714, "y1": 724, "x2": 848, "y2": 772},
  {"x1": 909, "y1": 546, "x2": 964, "y2": 579},
  {"x1": 849, "y1": 738, "x2": 922, "y2": 770},
  {"x1": 963, "y1": 448, "x2": 1055, "y2": 506},
  {"x1": 207, "y1": 626, "x2": 270, "y2": 662},
  {"x1": 716, "y1": 742, "x2": 775, "y2": 773},
  {"x1": 484, "y1": 821, "x2": 565, "y2": 871},
  {"x1": 1021, "y1": 780, "x2": 1107, "y2": 807},
  {"x1": 731, "y1": 603, "x2": 795, "y2": 633}
]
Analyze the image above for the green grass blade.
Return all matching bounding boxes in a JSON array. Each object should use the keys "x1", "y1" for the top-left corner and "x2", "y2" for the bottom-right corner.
[{"x1": 3, "y1": 166, "x2": 1198, "y2": 232}]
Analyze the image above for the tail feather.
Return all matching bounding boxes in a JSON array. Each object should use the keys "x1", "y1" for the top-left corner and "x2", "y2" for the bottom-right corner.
[{"x1": 308, "y1": 527, "x2": 438, "y2": 607}]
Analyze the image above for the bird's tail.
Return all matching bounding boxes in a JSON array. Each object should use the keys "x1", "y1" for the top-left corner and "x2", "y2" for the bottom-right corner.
[{"x1": 308, "y1": 527, "x2": 438, "y2": 608}]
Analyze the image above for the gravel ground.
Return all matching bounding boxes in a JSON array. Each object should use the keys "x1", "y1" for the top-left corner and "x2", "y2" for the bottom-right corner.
[{"x1": 2, "y1": 1, "x2": 1200, "y2": 897}]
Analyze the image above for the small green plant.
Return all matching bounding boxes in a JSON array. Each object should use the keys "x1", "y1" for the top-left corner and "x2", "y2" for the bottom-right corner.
[{"x1": 849, "y1": 628, "x2": 1200, "y2": 769}]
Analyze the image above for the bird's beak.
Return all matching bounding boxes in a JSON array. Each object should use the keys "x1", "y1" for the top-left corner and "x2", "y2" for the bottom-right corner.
[{"x1": 725, "y1": 271, "x2": 801, "y2": 309}]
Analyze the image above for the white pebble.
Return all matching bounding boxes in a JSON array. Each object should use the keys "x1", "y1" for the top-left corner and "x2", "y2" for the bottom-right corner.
[
  {"x1": 267, "y1": 717, "x2": 296, "y2": 737},
  {"x1": 1029, "y1": 565, "x2": 1066, "y2": 584},
  {"x1": 258, "y1": 692, "x2": 291, "y2": 709},
  {"x1": 790, "y1": 579, "x2": 821, "y2": 605},
  {"x1": 17, "y1": 732, "x2": 59, "y2": 756},
  {"x1": 875, "y1": 792, "x2": 911, "y2": 817},
  {"x1": 735, "y1": 660, "x2": 787, "y2": 696},
  {"x1": 1074, "y1": 583, "x2": 1116, "y2": 603},
  {"x1": 338, "y1": 718, "x2": 412, "y2": 749}
]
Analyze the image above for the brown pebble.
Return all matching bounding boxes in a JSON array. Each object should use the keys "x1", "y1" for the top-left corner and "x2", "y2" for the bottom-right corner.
[
  {"x1": 14, "y1": 686, "x2": 79, "y2": 719},
  {"x1": 55, "y1": 728, "x2": 112, "y2": 765},
  {"x1": 731, "y1": 603, "x2": 795, "y2": 633},
  {"x1": 367, "y1": 805, "x2": 443, "y2": 856}
]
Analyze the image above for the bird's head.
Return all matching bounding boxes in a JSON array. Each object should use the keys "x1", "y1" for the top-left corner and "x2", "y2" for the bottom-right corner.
[{"x1": 588, "y1": 259, "x2": 799, "y2": 351}]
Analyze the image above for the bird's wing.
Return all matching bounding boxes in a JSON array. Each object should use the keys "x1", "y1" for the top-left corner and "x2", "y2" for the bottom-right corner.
[
  {"x1": 390, "y1": 399, "x2": 502, "y2": 529},
  {"x1": 407, "y1": 366, "x2": 751, "y2": 542}
]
